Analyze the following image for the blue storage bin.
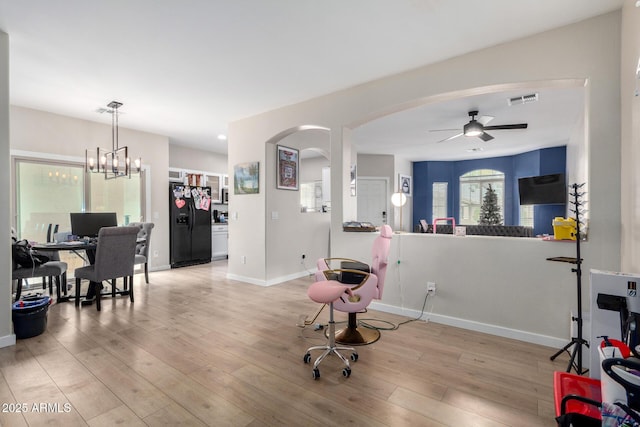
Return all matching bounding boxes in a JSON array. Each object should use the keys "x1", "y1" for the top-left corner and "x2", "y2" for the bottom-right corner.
[{"x1": 12, "y1": 296, "x2": 51, "y2": 339}]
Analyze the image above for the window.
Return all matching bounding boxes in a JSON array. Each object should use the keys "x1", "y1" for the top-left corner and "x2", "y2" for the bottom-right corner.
[
  {"x1": 459, "y1": 169, "x2": 504, "y2": 225},
  {"x1": 520, "y1": 205, "x2": 534, "y2": 227},
  {"x1": 15, "y1": 160, "x2": 85, "y2": 242},
  {"x1": 300, "y1": 181, "x2": 323, "y2": 212},
  {"x1": 88, "y1": 172, "x2": 143, "y2": 225},
  {"x1": 15, "y1": 158, "x2": 144, "y2": 241},
  {"x1": 432, "y1": 182, "x2": 448, "y2": 221}
]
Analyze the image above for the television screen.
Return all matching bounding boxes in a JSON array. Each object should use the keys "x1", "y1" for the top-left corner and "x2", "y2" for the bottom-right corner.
[
  {"x1": 518, "y1": 173, "x2": 567, "y2": 205},
  {"x1": 70, "y1": 212, "x2": 118, "y2": 238}
]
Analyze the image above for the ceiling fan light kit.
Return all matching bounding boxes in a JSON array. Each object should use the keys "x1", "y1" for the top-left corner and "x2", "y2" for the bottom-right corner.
[
  {"x1": 463, "y1": 120, "x2": 483, "y2": 137},
  {"x1": 436, "y1": 110, "x2": 528, "y2": 144}
]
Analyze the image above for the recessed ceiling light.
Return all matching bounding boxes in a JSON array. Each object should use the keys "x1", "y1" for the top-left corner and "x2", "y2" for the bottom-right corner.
[{"x1": 217, "y1": 134, "x2": 227, "y2": 141}]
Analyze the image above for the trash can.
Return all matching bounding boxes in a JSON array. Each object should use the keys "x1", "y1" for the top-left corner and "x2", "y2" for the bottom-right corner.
[{"x1": 12, "y1": 296, "x2": 51, "y2": 339}]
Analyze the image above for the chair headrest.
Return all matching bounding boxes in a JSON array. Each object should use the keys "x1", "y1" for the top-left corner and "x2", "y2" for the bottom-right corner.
[{"x1": 380, "y1": 224, "x2": 393, "y2": 239}]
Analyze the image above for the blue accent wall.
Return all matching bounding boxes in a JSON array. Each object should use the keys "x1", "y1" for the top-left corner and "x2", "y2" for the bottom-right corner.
[{"x1": 412, "y1": 146, "x2": 566, "y2": 236}]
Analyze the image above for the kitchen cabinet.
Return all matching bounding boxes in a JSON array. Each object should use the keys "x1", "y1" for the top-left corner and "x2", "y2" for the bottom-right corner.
[
  {"x1": 206, "y1": 174, "x2": 221, "y2": 202},
  {"x1": 212, "y1": 224, "x2": 228, "y2": 260}
]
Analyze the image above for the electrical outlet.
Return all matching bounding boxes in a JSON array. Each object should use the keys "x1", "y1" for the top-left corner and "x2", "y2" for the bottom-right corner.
[
  {"x1": 241, "y1": 255, "x2": 246, "y2": 264},
  {"x1": 427, "y1": 282, "x2": 436, "y2": 295},
  {"x1": 153, "y1": 250, "x2": 159, "y2": 258}
]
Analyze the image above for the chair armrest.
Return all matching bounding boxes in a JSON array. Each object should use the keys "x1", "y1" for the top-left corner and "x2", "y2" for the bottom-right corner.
[
  {"x1": 321, "y1": 257, "x2": 366, "y2": 267},
  {"x1": 321, "y1": 269, "x2": 371, "y2": 291}
]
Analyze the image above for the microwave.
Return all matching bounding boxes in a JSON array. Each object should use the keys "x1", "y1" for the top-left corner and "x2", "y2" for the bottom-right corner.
[{"x1": 221, "y1": 188, "x2": 229, "y2": 204}]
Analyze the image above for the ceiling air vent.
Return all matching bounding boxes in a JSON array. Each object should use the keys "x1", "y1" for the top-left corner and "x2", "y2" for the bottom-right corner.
[{"x1": 508, "y1": 93, "x2": 539, "y2": 106}]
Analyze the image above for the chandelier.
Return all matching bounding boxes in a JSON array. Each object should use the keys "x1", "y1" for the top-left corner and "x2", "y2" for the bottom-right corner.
[{"x1": 85, "y1": 101, "x2": 141, "y2": 179}]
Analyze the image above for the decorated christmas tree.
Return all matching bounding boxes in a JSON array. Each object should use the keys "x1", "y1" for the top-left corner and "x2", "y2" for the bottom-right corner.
[{"x1": 479, "y1": 184, "x2": 503, "y2": 225}]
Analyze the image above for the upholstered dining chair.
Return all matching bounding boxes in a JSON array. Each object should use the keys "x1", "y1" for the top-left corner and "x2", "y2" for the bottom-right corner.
[
  {"x1": 12, "y1": 258, "x2": 67, "y2": 302},
  {"x1": 128, "y1": 222, "x2": 154, "y2": 283},
  {"x1": 11, "y1": 230, "x2": 67, "y2": 302},
  {"x1": 74, "y1": 226, "x2": 138, "y2": 311},
  {"x1": 321, "y1": 224, "x2": 393, "y2": 345}
]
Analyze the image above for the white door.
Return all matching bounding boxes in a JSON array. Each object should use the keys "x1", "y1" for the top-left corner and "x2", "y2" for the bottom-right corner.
[{"x1": 357, "y1": 178, "x2": 388, "y2": 226}]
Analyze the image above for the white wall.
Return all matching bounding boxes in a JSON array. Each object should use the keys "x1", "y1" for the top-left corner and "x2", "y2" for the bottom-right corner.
[
  {"x1": 9, "y1": 106, "x2": 171, "y2": 271},
  {"x1": 228, "y1": 11, "x2": 622, "y2": 345},
  {"x1": 620, "y1": 0, "x2": 640, "y2": 273},
  {"x1": 264, "y1": 129, "x2": 331, "y2": 284},
  {"x1": 169, "y1": 144, "x2": 227, "y2": 174},
  {"x1": 0, "y1": 31, "x2": 13, "y2": 347},
  {"x1": 300, "y1": 156, "x2": 329, "y2": 183}
]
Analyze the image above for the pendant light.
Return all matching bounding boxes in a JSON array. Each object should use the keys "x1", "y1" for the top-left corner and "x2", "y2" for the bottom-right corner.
[{"x1": 85, "y1": 101, "x2": 141, "y2": 179}]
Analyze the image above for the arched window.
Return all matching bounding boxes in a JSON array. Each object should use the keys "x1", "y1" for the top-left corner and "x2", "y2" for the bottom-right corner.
[{"x1": 459, "y1": 169, "x2": 504, "y2": 225}]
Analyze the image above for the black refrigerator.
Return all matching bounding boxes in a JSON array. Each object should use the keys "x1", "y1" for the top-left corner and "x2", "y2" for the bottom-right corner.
[{"x1": 170, "y1": 183, "x2": 212, "y2": 268}]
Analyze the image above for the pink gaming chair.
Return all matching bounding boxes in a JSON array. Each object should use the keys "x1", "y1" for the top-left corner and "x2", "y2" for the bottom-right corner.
[{"x1": 303, "y1": 225, "x2": 392, "y2": 379}]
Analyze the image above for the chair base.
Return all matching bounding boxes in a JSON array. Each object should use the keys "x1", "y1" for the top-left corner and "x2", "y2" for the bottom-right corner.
[
  {"x1": 304, "y1": 314, "x2": 358, "y2": 379},
  {"x1": 332, "y1": 312, "x2": 381, "y2": 345},
  {"x1": 304, "y1": 342, "x2": 357, "y2": 379},
  {"x1": 334, "y1": 325, "x2": 381, "y2": 345}
]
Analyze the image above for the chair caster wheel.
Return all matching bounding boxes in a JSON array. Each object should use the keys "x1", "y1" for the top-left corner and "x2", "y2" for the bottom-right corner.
[
  {"x1": 303, "y1": 353, "x2": 311, "y2": 364},
  {"x1": 312, "y1": 368, "x2": 320, "y2": 379},
  {"x1": 350, "y1": 353, "x2": 358, "y2": 362},
  {"x1": 342, "y1": 368, "x2": 351, "y2": 377}
]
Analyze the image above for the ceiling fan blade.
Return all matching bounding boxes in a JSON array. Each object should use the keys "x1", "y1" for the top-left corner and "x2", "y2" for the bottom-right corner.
[
  {"x1": 477, "y1": 115, "x2": 494, "y2": 126},
  {"x1": 436, "y1": 132, "x2": 463, "y2": 143},
  {"x1": 429, "y1": 128, "x2": 460, "y2": 132},
  {"x1": 479, "y1": 132, "x2": 494, "y2": 142},
  {"x1": 484, "y1": 123, "x2": 528, "y2": 130}
]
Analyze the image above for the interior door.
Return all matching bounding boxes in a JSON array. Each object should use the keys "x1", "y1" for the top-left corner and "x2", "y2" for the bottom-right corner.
[{"x1": 357, "y1": 178, "x2": 388, "y2": 226}]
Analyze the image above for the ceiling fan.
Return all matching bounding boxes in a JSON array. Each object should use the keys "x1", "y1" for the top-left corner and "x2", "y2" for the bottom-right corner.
[{"x1": 433, "y1": 110, "x2": 528, "y2": 143}]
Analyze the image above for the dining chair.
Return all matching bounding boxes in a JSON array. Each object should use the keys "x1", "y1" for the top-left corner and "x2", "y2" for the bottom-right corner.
[
  {"x1": 128, "y1": 222, "x2": 154, "y2": 283},
  {"x1": 12, "y1": 259, "x2": 67, "y2": 302},
  {"x1": 11, "y1": 232, "x2": 67, "y2": 302},
  {"x1": 74, "y1": 226, "x2": 138, "y2": 311}
]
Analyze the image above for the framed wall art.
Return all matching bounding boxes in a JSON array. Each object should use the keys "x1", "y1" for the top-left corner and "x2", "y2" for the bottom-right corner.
[
  {"x1": 276, "y1": 145, "x2": 299, "y2": 190},
  {"x1": 400, "y1": 173, "x2": 412, "y2": 197},
  {"x1": 234, "y1": 162, "x2": 259, "y2": 194}
]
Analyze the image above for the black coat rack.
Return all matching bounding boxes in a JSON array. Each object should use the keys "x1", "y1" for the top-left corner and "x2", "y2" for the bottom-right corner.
[{"x1": 549, "y1": 183, "x2": 588, "y2": 375}]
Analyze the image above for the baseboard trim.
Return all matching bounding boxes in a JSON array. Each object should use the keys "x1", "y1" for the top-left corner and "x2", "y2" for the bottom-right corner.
[
  {"x1": 227, "y1": 270, "x2": 314, "y2": 287},
  {"x1": 225, "y1": 273, "x2": 267, "y2": 286},
  {"x1": 148, "y1": 264, "x2": 170, "y2": 272},
  {"x1": 265, "y1": 271, "x2": 313, "y2": 287},
  {"x1": 0, "y1": 333, "x2": 16, "y2": 348},
  {"x1": 369, "y1": 301, "x2": 566, "y2": 348}
]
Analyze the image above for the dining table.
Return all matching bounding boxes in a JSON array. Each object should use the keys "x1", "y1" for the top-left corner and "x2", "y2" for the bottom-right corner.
[{"x1": 32, "y1": 237, "x2": 144, "y2": 304}]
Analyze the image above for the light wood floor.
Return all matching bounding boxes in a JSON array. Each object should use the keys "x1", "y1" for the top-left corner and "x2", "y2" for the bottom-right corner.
[{"x1": 0, "y1": 261, "x2": 568, "y2": 426}]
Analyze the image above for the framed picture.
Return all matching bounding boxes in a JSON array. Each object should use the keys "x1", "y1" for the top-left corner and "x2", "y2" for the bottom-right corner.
[
  {"x1": 277, "y1": 145, "x2": 299, "y2": 190},
  {"x1": 400, "y1": 174, "x2": 412, "y2": 196},
  {"x1": 350, "y1": 163, "x2": 357, "y2": 196},
  {"x1": 234, "y1": 162, "x2": 259, "y2": 194}
]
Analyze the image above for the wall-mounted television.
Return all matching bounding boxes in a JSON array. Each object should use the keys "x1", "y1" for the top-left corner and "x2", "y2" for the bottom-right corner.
[{"x1": 518, "y1": 173, "x2": 567, "y2": 205}]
